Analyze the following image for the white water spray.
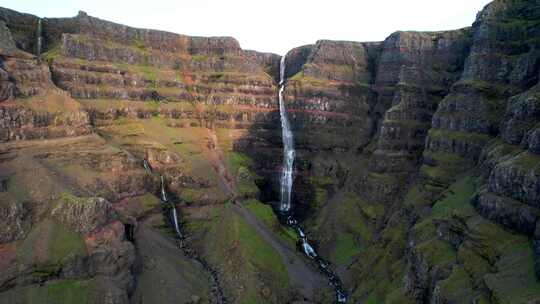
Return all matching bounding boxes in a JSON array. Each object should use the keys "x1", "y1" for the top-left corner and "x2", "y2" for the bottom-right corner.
[
  {"x1": 171, "y1": 207, "x2": 182, "y2": 238},
  {"x1": 278, "y1": 56, "x2": 295, "y2": 212},
  {"x1": 36, "y1": 19, "x2": 43, "y2": 59},
  {"x1": 143, "y1": 159, "x2": 151, "y2": 172},
  {"x1": 301, "y1": 239, "x2": 317, "y2": 259},
  {"x1": 160, "y1": 175, "x2": 168, "y2": 202}
]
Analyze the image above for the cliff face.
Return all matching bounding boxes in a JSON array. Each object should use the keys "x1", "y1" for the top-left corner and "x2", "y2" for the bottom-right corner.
[
  {"x1": 0, "y1": 8, "x2": 289, "y2": 304},
  {"x1": 1, "y1": 1, "x2": 540, "y2": 303},
  {"x1": 278, "y1": 1, "x2": 540, "y2": 303},
  {"x1": 355, "y1": 1, "x2": 540, "y2": 303}
]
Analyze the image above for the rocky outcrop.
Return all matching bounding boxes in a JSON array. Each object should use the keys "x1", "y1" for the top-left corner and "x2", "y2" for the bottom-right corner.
[
  {"x1": 0, "y1": 7, "x2": 39, "y2": 54},
  {"x1": 426, "y1": 0, "x2": 540, "y2": 161},
  {"x1": 0, "y1": 100, "x2": 92, "y2": 142},
  {"x1": 397, "y1": 1, "x2": 540, "y2": 302},
  {"x1": 0, "y1": 21, "x2": 16, "y2": 56},
  {"x1": 0, "y1": 200, "x2": 29, "y2": 244},
  {"x1": 363, "y1": 29, "x2": 472, "y2": 205},
  {"x1": 0, "y1": 23, "x2": 54, "y2": 100},
  {"x1": 50, "y1": 194, "x2": 116, "y2": 234},
  {"x1": 501, "y1": 83, "x2": 540, "y2": 147}
]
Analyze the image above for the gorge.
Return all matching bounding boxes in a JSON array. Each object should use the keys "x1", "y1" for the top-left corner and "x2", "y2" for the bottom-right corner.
[{"x1": 1, "y1": 0, "x2": 540, "y2": 303}]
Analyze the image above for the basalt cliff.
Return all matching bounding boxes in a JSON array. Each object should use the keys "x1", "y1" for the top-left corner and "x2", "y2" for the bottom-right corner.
[{"x1": 1, "y1": 0, "x2": 540, "y2": 303}]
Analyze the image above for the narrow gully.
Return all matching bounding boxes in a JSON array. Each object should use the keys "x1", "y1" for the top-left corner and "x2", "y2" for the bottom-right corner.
[{"x1": 143, "y1": 162, "x2": 227, "y2": 303}]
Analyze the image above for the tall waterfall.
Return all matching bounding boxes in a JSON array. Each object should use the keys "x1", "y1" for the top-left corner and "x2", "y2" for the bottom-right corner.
[
  {"x1": 276, "y1": 56, "x2": 347, "y2": 303},
  {"x1": 278, "y1": 56, "x2": 295, "y2": 212},
  {"x1": 36, "y1": 19, "x2": 43, "y2": 59}
]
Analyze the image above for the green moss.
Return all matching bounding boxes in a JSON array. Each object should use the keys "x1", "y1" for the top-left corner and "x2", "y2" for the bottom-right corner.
[
  {"x1": 340, "y1": 192, "x2": 376, "y2": 242},
  {"x1": 331, "y1": 232, "x2": 361, "y2": 264},
  {"x1": 511, "y1": 151, "x2": 540, "y2": 173},
  {"x1": 457, "y1": 245, "x2": 492, "y2": 286},
  {"x1": 178, "y1": 188, "x2": 207, "y2": 203},
  {"x1": 483, "y1": 239, "x2": 540, "y2": 303},
  {"x1": 136, "y1": 65, "x2": 158, "y2": 87},
  {"x1": 50, "y1": 222, "x2": 86, "y2": 263},
  {"x1": 437, "y1": 265, "x2": 486, "y2": 303},
  {"x1": 384, "y1": 287, "x2": 415, "y2": 304},
  {"x1": 46, "y1": 279, "x2": 94, "y2": 304},
  {"x1": 42, "y1": 46, "x2": 61, "y2": 63},
  {"x1": 230, "y1": 153, "x2": 253, "y2": 171},
  {"x1": 244, "y1": 200, "x2": 298, "y2": 248},
  {"x1": 431, "y1": 176, "x2": 477, "y2": 219},
  {"x1": 7, "y1": 279, "x2": 95, "y2": 304},
  {"x1": 363, "y1": 291, "x2": 380, "y2": 304},
  {"x1": 417, "y1": 239, "x2": 456, "y2": 266},
  {"x1": 428, "y1": 129, "x2": 491, "y2": 145},
  {"x1": 135, "y1": 193, "x2": 161, "y2": 211},
  {"x1": 419, "y1": 152, "x2": 469, "y2": 189},
  {"x1": 411, "y1": 219, "x2": 438, "y2": 244},
  {"x1": 289, "y1": 73, "x2": 328, "y2": 86},
  {"x1": 403, "y1": 185, "x2": 432, "y2": 209},
  {"x1": 191, "y1": 55, "x2": 209, "y2": 62},
  {"x1": 18, "y1": 220, "x2": 87, "y2": 274},
  {"x1": 132, "y1": 39, "x2": 147, "y2": 51},
  {"x1": 203, "y1": 204, "x2": 291, "y2": 303}
]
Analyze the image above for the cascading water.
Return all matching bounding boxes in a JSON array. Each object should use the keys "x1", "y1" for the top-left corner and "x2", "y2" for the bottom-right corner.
[
  {"x1": 143, "y1": 159, "x2": 151, "y2": 172},
  {"x1": 36, "y1": 18, "x2": 43, "y2": 59},
  {"x1": 150, "y1": 168, "x2": 225, "y2": 302},
  {"x1": 160, "y1": 175, "x2": 168, "y2": 202},
  {"x1": 159, "y1": 175, "x2": 182, "y2": 239},
  {"x1": 171, "y1": 206, "x2": 182, "y2": 238},
  {"x1": 278, "y1": 56, "x2": 295, "y2": 212},
  {"x1": 277, "y1": 56, "x2": 347, "y2": 303}
]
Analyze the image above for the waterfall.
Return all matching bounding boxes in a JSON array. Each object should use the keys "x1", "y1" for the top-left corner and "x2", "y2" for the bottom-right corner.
[
  {"x1": 160, "y1": 175, "x2": 168, "y2": 202},
  {"x1": 143, "y1": 159, "x2": 151, "y2": 172},
  {"x1": 301, "y1": 239, "x2": 317, "y2": 259},
  {"x1": 36, "y1": 18, "x2": 43, "y2": 59},
  {"x1": 276, "y1": 56, "x2": 346, "y2": 303},
  {"x1": 278, "y1": 56, "x2": 295, "y2": 212},
  {"x1": 160, "y1": 175, "x2": 183, "y2": 239},
  {"x1": 171, "y1": 207, "x2": 183, "y2": 239}
]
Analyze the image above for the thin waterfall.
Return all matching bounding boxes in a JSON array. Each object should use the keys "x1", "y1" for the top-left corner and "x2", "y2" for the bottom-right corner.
[
  {"x1": 36, "y1": 19, "x2": 42, "y2": 59},
  {"x1": 160, "y1": 175, "x2": 183, "y2": 239},
  {"x1": 171, "y1": 207, "x2": 183, "y2": 239},
  {"x1": 143, "y1": 159, "x2": 151, "y2": 172},
  {"x1": 278, "y1": 56, "x2": 295, "y2": 212},
  {"x1": 160, "y1": 175, "x2": 168, "y2": 202}
]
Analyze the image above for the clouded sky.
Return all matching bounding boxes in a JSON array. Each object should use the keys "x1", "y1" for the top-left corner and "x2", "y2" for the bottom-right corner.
[{"x1": 3, "y1": 0, "x2": 493, "y2": 55}]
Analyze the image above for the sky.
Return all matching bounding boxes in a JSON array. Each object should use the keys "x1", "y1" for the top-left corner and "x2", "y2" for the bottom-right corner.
[{"x1": 2, "y1": 0, "x2": 493, "y2": 55}]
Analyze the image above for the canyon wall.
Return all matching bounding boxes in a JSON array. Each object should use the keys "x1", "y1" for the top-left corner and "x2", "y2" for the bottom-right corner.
[{"x1": 0, "y1": 0, "x2": 539, "y2": 303}]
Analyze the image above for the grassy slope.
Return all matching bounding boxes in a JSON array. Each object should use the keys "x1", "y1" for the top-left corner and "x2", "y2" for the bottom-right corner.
[{"x1": 187, "y1": 203, "x2": 291, "y2": 304}]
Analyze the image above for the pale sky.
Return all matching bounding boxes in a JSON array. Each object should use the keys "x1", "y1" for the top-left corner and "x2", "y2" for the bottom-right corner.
[{"x1": 2, "y1": 0, "x2": 493, "y2": 55}]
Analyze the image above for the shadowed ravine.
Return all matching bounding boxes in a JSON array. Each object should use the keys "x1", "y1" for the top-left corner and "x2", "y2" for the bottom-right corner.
[
  {"x1": 277, "y1": 55, "x2": 348, "y2": 303},
  {"x1": 206, "y1": 127, "x2": 329, "y2": 301}
]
